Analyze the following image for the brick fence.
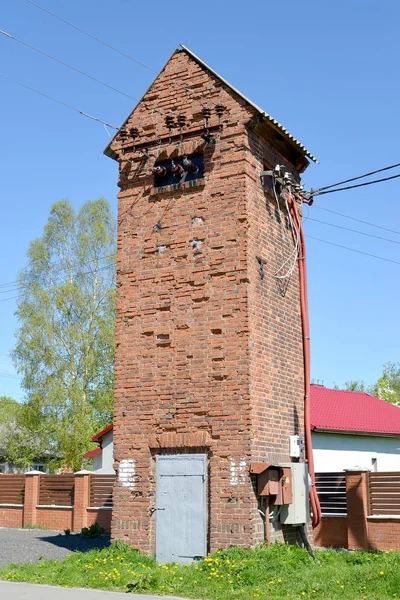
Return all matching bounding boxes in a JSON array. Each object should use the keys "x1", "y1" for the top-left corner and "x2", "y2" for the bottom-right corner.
[
  {"x1": 313, "y1": 470, "x2": 400, "y2": 551},
  {"x1": 0, "y1": 471, "x2": 115, "y2": 532}
]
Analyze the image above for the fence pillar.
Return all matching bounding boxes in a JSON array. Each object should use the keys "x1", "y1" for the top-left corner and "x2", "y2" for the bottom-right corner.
[
  {"x1": 345, "y1": 470, "x2": 370, "y2": 550},
  {"x1": 73, "y1": 470, "x2": 91, "y2": 532},
  {"x1": 23, "y1": 471, "x2": 41, "y2": 527}
]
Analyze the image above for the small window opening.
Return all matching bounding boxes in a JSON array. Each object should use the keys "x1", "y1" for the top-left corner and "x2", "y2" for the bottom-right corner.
[{"x1": 153, "y1": 154, "x2": 204, "y2": 188}]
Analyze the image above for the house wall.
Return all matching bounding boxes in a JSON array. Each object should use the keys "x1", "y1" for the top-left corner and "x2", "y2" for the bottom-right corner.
[
  {"x1": 313, "y1": 432, "x2": 400, "y2": 472},
  {"x1": 93, "y1": 454, "x2": 102, "y2": 472},
  {"x1": 101, "y1": 431, "x2": 114, "y2": 474},
  {"x1": 110, "y1": 49, "x2": 307, "y2": 553}
]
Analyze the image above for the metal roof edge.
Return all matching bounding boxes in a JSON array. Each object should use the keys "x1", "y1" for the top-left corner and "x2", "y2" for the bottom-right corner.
[
  {"x1": 312, "y1": 427, "x2": 400, "y2": 437},
  {"x1": 180, "y1": 44, "x2": 318, "y2": 164}
]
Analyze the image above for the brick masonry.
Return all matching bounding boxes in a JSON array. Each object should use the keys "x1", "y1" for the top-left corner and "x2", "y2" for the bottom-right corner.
[
  {"x1": 107, "y1": 48, "x2": 309, "y2": 553},
  {"x1": 313, "y1": 471, "x2": 400, "y2": 551},
  {"x1": 0, "y1": 473, "x2": 112, "y2": 532}
]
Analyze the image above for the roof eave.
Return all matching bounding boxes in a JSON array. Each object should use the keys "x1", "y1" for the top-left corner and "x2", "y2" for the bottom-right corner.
[
  {"x1": 312, "y1": 427, "x2": 400, "y2": 438},
  {"x1": 103, "y1": 46, "x2": 318, "y2": 165},
  {"x1": 180, "y1": 45, "x2": 318, "y2": 164}
]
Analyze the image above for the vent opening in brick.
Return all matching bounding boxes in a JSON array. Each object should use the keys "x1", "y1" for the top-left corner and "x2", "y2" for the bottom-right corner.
[{"x1": 153, "y1": 154, "x2": 204, "y2": 188}]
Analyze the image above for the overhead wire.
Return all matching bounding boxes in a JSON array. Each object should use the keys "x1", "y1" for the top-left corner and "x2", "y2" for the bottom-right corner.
[
  {"x1": 312, "y1": 172, "x2": 400, "y2": 197},
  {"x1": 273, "y1": 180, "x2": 300, "y2": 279},
  {"x1": 0, "y1": 72, "x2": 119, "y2": 129},
  {"x1": 306, "y1": 235, "x2": 400, "y2": 266},
  {"x1": 0, "y1": 256, "x2": 117, "y2": 304},
  {"x1": 20, "y1": 1, "x2": 219, "y2": 111},
  {"x1": 311, "y1": 161, "x2": 400, "y2": 193},
  {"x1": 307, "y1": 217, "x2": 400, "y2": 246},
  {"x1": 0, "y1": 253, "x2": 117, "y2": 295},
  {"x1": 313, "y1": 205, "x2": 400, "y2": 237},
  {"x1": 22, "y1": 0, "x2": 158, "y2": 74},
  {"x1": 0, "y1": 29, "x2": 138, "y2": 103}
]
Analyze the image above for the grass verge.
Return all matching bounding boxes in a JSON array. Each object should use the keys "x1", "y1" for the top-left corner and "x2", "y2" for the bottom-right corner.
[{"x1": 0, "y1": 541, "x2": 399, "y2": 599}]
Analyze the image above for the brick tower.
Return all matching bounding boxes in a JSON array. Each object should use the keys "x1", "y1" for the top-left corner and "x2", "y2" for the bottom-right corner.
[{"x1": 105, "y1": 46, "x2": 317, "y2": 560}]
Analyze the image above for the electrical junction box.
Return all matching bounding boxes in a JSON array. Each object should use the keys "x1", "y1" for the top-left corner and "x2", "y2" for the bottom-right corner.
[
  {"x1": 279, "y1": 462, "x2": 310, "y2": 525},
  {"x1": 289, "y1": 435, "x2": 303, "y2": 458}
]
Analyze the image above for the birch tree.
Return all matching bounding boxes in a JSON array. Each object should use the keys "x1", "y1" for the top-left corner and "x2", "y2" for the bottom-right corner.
[{"x1": 12, "y1": 199, "x2": 116, "y2": 470}]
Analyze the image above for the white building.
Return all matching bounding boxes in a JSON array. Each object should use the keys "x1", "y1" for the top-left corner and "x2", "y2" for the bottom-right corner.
[
  {"x1": 84, "y1": 425, "x2": 114, "y2": 474},
  {"x1": 311, "y1": 384, "x2": 400, "y2": 472}
]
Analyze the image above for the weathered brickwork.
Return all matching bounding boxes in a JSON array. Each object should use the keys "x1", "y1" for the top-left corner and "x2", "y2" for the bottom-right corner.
[{"x1": 108, "y1": 49, "x2": 308, "y2": 552}]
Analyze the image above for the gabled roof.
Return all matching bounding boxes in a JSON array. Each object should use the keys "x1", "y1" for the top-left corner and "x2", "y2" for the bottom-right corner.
[
  {"x1": 310, "y1": 384, "x2": 400, "y2": 436},
  {"x1": 83, "y1": 447, "x2": 102, "y2": 459},
  {"x1": 104, "y1": 46, "x2": 317, "y2": 164},
  {"x1": 181, "y1": 46, "x2": 318, "y2": 164},
  {"x1": 91, "y1": 424, "x2": 113, "y2": 443}
]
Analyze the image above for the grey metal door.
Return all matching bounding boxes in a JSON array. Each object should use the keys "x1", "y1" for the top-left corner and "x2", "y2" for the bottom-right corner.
[{"x1": 155, "y1": 454, "x2": 207, "y2": 564}]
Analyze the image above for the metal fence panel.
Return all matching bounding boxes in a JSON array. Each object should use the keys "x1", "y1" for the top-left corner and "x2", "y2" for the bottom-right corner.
[
  {"x1": 39, "y1": 474, "x2": 75, "y2": 506},
  {"x1": 89, "y1": 474, "x2": 115, "y2": 508},
  {"x1": 0, "y1": 474, "x2": 25, "y2": 505},
  {"x1": 315, "y1": 472, "x2": 347, "y2": 516},
  {"x1": 368, "y1": 472, "x2": 400, "y2": 515}
]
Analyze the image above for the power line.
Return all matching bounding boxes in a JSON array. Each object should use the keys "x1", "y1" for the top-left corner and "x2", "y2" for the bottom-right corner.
[
  {"x1": 0, "y1": 29, "x2": 138, "y2": 102},
  {"x1": 307, "y1": 217, "x2": 400, "y2": 246},
  {"x1": 0, "y1": 72, "x2": 119, "y2": 129},
  {"x1": 0, "y1": 258, "x2": 116, "y2": 305},
  {"x1": 20, "y1": 2, "x2": 217, "y2": 110},
  {"x1": 313, "y1": 172, "x2": 400, "y2": 197},
  {"x1": 313, "y1": 205, "x2": 400, "y2": 237},
  {"x1": 307, "y1": 235, "x2": 400, "y2": 266},
  {"x1": 311, "y1": 161, "x2": 400, "y2": 194},
  {"x1": 0, "y1": 253, "x2": 117, "y2": 292},
  {"x1": 0, "y1": 280, "x2": 22, "y2": 289},
  {"x1": 0, "y1": 372, "x2": 19, "y2": 380},
  {"x1": 0, "y1": 294, "x2": 21, "y2": 304},
  {"x1": 22, "y1": 0, "x2": 158, "y2": 74}
]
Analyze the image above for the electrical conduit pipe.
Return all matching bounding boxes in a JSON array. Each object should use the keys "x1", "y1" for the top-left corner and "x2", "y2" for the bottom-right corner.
[{"x1": 288, "y1": 193, "x2": 321, "y2": 528}]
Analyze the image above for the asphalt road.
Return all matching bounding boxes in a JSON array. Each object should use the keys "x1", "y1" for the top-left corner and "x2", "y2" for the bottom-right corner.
[
  {"x1": 0, "y1": 528, "x2": 110, "y2": 567},
  {"x1": 0, "y1": 582, "x2": 190, "y2": 599}
]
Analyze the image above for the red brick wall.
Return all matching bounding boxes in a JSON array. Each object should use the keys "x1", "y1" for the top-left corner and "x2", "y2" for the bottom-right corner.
[
  {"x1": 36, "y1": 507, "x2": 73, "y2": 531},
  {"x1": 0, "y1": 473, "x2": 112, "y2": 532},
  {"x1": 245, "y1": 130, "x2": 305, "y2": 543},
  {"x1": 313, "y1": 516, "x2": 348, "y2": 548},
  {"x1": 109, "y1": 49, "x2": 306, "y2": 552},
  {"x1": 0, "y1": 506, "x2": 23, "y2": 528},
  {"x1": 87, "y1": 508, "x2": 112, "y2": 533},
  {"x1": 368, "y1": 518, "x2": 400, "y2": 551}
]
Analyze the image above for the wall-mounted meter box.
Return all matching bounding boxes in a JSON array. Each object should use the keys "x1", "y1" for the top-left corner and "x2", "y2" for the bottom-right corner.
[
  {"x1": 289, "y1": 435, "x2": 303, "y2": 458},
  {"x1": 279, "y1": 462, "x2": 309, "y2": 525}
]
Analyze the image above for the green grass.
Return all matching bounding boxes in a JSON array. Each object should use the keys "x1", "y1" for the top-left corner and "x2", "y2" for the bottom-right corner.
[{"x1": 1, "y1": 541, "x2": 399, "y2": 599}]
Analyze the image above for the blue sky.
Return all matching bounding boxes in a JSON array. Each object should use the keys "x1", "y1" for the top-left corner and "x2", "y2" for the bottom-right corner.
[{"x1": 1, "y1": 0, "x2": 400, "y2": 400}]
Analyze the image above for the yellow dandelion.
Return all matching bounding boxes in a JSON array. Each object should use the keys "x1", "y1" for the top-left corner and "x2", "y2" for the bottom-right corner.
[{"x1": 380, "y1": 571, "x2": 385, "y2": 575}]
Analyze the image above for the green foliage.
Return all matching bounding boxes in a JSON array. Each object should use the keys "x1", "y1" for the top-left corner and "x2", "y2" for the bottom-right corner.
[
  {"x1": 80, "y1": 523, "x2": 104, "y2": 538},
  {"x1": 22, "y1": 524, "x2": 45, "y2": 530},
  {"x1": 12, "y1": 198, "x2": 116, "y2": 471},
  {"x1": 64, "y1": 529, "x2": 71, "y2": 536},
  {"x1": 372, "y1": 362, "x2": 400, "y2": 406},
  {"x1": 338, "y1": 363, "x2": 400, "y2": 407},
  {"x1": 343, "y1": 380, "x2": 368, "y2": 392},
  {"x1": 1, "y1": 542, "x2": 400, "y2": 599}
]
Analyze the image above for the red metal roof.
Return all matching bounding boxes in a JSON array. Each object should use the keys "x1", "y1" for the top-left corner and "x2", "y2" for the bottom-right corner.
[
  {"x1": 91, "y1": 424, "x2": 113, "y2": 442},
  {"x1": 83, "y1": 447, "x2": 102, "y2": 459},
  {"x1": 310, "y1": 384, "x2": 400, "y2": 436}
]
